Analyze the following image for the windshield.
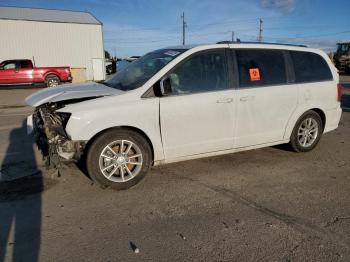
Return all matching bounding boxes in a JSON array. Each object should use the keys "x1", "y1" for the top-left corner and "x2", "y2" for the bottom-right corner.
[{"x1": 104, "y1": 49, "x2": 186, "y2": 91}]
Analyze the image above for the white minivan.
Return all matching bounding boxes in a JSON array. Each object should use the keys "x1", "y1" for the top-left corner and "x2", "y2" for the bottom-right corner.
[{"x1": 26, "y1": 42, "x2": 342, "y2": 190}]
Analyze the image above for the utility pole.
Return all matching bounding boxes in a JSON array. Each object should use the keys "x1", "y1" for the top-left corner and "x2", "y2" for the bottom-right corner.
[
  {"x1": 231, "y1": 31, "x2": 235, "y2": 42},
  {"x1": 258, "y1": 18, "x2": 263, "y2": 42},
  {"x1": 181, "y1": 12, "x2": 187, "y2": 45}
]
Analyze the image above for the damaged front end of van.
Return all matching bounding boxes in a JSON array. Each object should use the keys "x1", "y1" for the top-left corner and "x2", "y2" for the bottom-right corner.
[
  {"x1": 28, "y1": 102, "x2": 85, "y2": 168},
  {"x1": 25, "y1": 82, "x2": 122, "y2": 168}
]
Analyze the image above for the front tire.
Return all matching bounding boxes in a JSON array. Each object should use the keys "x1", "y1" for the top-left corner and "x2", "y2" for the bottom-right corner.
[
  {"x1": 86, "y1": 129, "x2": 152, "y2": 190},
  {"x1": 290, "y1": 111, "x2": 323, "y2": 152}
]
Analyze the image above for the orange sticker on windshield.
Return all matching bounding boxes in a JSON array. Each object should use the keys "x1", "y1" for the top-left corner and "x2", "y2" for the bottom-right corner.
[{"x1": 249, "y1": 68, "x2": 260, "y2": 81}]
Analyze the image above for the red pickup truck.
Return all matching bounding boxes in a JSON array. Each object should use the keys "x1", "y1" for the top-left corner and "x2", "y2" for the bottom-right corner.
[{"x1": 0, "y1": 59, "x2": 72, "y2": 88}]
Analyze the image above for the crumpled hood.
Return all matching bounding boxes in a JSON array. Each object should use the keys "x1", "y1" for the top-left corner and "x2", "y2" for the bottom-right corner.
[{"x1": 25, "y1": 82, "x2": 123, "y2": 107}]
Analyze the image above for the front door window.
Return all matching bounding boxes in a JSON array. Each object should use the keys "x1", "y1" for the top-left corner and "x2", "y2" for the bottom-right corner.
[{"x1": 168, "y1": 49, "x2": 229, "y2": 95}]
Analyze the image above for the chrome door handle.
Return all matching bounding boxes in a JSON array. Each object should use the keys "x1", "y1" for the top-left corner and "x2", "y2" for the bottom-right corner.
[{"x1": 216, "y1": 98, "x2": 233, "y2": 103}]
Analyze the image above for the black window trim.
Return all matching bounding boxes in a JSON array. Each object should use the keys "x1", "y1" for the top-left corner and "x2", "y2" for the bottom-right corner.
[
  {"x1": 228, "y1": 49, "x2": 239, "y2": 89},
  {"x1": 284, "y1": 50, "x2": 295, "y2": 84}
]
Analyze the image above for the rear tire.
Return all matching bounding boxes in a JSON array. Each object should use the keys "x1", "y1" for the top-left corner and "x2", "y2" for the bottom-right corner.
[
  {"x1": 289, "y1": 111, "x2": 323, "y2": 152},
  {"x1": 86, "y1": 129, "x2": 152, "y2": 190},
  {"x1": 45, "y1": 75, "x2": 60, "y2": 88}
]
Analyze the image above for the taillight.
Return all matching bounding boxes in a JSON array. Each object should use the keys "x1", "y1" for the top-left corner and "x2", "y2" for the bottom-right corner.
[{"x1": 337, "y1": 83, "x2": 342, "y2": 102}]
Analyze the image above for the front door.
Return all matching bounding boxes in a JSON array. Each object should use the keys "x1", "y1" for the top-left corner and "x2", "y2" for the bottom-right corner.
[
  {"x1": 233, "y1": 49, "x2": 298, "y2": 148},
  {"x1": 160, "y1": 49, "x2": 236, "y2": 159},
  {"x1": 16, "y1": 60, "x2": 34, "y2": 83}
]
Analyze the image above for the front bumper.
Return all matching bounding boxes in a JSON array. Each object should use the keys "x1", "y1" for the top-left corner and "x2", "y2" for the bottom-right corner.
[
  {"x1": 27, "y1": 109, "x2": 84, "y2": 168},
  {"x1": 27, "y1": 114, "x2": 34, "y2": 135}
]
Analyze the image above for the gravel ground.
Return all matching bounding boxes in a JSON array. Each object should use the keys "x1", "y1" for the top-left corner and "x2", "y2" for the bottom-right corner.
[{"x1": 0, "y1": 77, "x2": 349, "y2": 262}]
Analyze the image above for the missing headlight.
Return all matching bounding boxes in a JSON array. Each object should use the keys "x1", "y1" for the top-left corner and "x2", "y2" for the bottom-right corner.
[{"x1": 55, "y1": 112, "x2": 71, "y2": 129}]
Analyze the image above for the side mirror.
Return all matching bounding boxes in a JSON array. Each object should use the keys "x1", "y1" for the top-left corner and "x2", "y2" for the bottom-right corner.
[{"x1": 159, "y1": 76, "x2": 172, "y2": 96}]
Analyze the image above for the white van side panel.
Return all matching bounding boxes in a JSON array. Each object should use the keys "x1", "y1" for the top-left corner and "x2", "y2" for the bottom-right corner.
[
  {"x1": 283, "y1": 80, "x2": 341, "y2": 140},
  {"x1": 283, "y1": 100, "x2": 326, "y2": 140},
  {"x1": 324, "y1": 107, "x2": 342, "y2": 133},
  {"x1": 234, "y1": 84, "x2": 298, "y2": 147}
]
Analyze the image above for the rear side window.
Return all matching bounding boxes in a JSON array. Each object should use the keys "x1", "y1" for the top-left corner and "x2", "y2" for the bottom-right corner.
[
  {"x1": 236, "y1": 49, "x2": 287, "y2": 87},
  {"x1": 20, "y1": 60, "x2": 32, "y2": 68},
  {"x1": 291, "y1": 51, "x2": 333, "y2": 83}
]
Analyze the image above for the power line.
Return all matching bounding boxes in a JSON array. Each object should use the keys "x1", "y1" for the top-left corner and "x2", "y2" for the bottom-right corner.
[
  {"x1": 260, "y1": 30, "x2": 350, "y2": 40},
  {"x1": 188, "y1": 17, "x2": 269, "y2": 31},
  {"x1": 105, "y1": 28, "x2": 350, "y2": 45},
  {"x1": 103, "y1": 16, "x2": 282, "y2": 36},
  {"x1": 104, "y1": 30, "x2": 229, "y2": 44}
]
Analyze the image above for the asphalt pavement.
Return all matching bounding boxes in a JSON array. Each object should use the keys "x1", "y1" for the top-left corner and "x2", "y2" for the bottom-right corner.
[{"x1": 0, "y1": 77, "x2": 349, "y2": 262}]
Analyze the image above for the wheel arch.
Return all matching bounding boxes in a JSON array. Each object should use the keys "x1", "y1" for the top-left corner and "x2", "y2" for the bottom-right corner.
[
  {"x1": 84, "y1": 125, "x2": 155, "y2": 162},
  {"x1": 284, "y1": 107, "x2": 326, "y2": 140},
  {"x1": 310, "y1": 108, "x2": 326, "y2": 131},
  {"x1": 44, "y1": 72, "x2": 61, "y2": 81}
]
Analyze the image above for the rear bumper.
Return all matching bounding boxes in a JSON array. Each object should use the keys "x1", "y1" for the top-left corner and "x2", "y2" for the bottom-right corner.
[
  {"x1": 324, "y1": 107, "x2": 342, "y2": 133},
  {"x1": 65, "y1": 76, "x2": 73, "y2": 83}
]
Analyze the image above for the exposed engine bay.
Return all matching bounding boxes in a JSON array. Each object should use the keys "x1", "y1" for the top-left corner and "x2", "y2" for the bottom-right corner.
[
  {"x1": 24, "y1": 81, "x2": 125, "y2": 169},
  {"x1": 32, "y1": 98, "x2": 98, "y2": 168}
]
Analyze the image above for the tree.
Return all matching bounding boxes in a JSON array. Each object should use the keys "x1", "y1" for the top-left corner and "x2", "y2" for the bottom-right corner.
[{"x1": 105, "y1": 50, "x2": 111, "y2": 59}]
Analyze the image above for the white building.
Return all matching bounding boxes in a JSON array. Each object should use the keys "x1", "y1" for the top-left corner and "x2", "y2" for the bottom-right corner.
[{"x1": 0, "y1": 6, "x2": 105, "y2": 81}]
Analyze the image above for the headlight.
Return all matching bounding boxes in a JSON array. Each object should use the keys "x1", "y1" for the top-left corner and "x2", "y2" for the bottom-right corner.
[{"x1": 56, "y1": 112, "x2": 71, "y2": 128}]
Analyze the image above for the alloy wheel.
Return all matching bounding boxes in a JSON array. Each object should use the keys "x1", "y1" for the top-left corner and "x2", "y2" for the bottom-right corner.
[
  {"x1": 297, "y1": 117, "x2": 319, "y2": 147},
  {"x1": 99, "y1": 140, "x2": 143, "y2": 183}
]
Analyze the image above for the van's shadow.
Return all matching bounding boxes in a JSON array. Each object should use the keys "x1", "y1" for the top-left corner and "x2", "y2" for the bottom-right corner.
[{"x1": 0, "y1": 121, "x2": 44, "y2": 262}]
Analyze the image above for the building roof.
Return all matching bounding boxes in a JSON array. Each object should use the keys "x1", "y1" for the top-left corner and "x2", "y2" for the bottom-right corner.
[{"x1": 0, "y1": 6, "x2": 102, "y2": 25}]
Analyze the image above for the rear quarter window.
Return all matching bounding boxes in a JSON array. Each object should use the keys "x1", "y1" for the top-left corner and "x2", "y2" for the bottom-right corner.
[{"x1": 290, "y1": 51, "x2": 333, "y2": 83}]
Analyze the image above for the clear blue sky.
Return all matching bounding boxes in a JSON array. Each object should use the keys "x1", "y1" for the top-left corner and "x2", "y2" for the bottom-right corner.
[{"x1": 1, "y1": 0, "x2": 349, "y2": 57}]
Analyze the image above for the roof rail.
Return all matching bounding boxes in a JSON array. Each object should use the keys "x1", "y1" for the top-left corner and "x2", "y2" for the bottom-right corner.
[{"x1": 216, "y1": 41, "x2": 307, "y2": 48}]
